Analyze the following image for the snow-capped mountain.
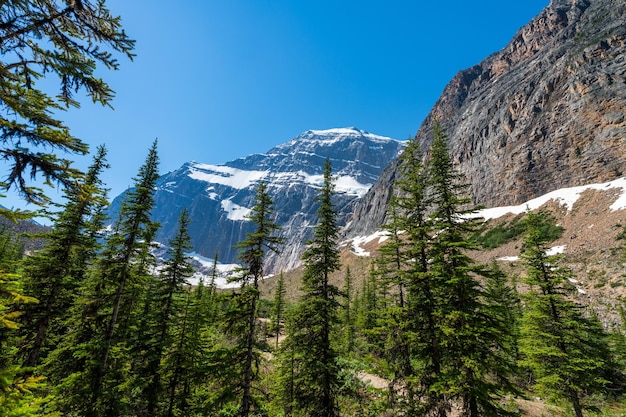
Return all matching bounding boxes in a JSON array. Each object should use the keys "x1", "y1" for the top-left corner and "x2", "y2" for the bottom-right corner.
[{"x1": 109, "y1": 127, "x2": 405, "y2": 274}]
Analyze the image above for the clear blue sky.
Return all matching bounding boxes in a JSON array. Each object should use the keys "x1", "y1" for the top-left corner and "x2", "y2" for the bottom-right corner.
[{"x1": 7, "y1": 0, "x2": 549, "y2": 211}]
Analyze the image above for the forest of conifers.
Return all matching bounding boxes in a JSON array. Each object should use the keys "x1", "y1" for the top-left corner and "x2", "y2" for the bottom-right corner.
[
  {"x1": 2, "y1": 125, "x2": 626, "y2": 417},
  {"x1": 2, "y1": 2, "x2": 626, "y2": 417}
]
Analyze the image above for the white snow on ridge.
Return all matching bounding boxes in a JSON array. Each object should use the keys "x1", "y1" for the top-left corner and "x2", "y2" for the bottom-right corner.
[
  {"x1": 497, "y1": 256, "x2": 520, "y2": 262},
  {"x1": 220, "y1": 199, "x2": 251, "y2": 221},
  {"x1": 268, "y1": 171, "x2": 372, "y2": 197},
  {"x1": 186, "y1": 252, "x2": 240, "y2": 288},
  {"x1": 478, "y1": 177, "x2": 626, "y2": 220},
  {"x1": 300, "y1": 172, "x2": 371, "y2": 197},
  {"x1": 335, "y1": 176, "x2": 372, "y2": 197},
  {"x1": 349, "y1": 231, "x2": 390, "y2": 257},
  {"x1": 497, "y1": 245, "x2": 565, "y2": 261},
  {"x1": 305, "y1": 127, "x2": 400, "y2": 144},
  {"x1": 188, "y1": 163, "x2": 268, "y2": 189},
  {"x1": 188, "y1": 163, "x2": 372, "y2": 197}
]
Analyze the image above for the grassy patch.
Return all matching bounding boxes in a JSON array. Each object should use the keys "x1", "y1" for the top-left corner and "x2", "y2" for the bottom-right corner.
[{"x1": 472, "y1": 213, "x2": 563, "y2": 249}]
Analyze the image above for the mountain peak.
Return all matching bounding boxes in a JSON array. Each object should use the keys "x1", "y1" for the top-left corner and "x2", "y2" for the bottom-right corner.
[
  {"x1": 294, "y1": 127, "x2": 399, "y2": 145},
  {"x1": 109, "y1": 126, "x2": 406, "y2": 274}
]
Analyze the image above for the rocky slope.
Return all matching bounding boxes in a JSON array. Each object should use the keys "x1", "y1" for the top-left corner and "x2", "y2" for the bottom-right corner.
[
  {"x1": 109, "y1": 128, "x2": 404, "y2": 273},
  {"x1": 264, "y1": 177, "x2": 625, "y2": 323},
  {"x1": 347, "y1": 0, "x2": 626, "y2": 237}
]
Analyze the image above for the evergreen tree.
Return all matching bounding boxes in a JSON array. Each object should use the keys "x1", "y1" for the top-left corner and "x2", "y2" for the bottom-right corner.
[
  {"x1": 484, "y1": 260, "x2": 522, "y2": 372},
  {"x1": 0, "y1": 230, "x2": 44, "y2": 416},
  {"x1": 0, "y1": 226, "x2": 24, "y2": 272},
  {"x1": 0, "y1": 0, "x2": 134, "y2": 206},
  {"x1": 279, "y1": 159, "x2": 341, "y2": 417},
  {"x1": 133, "y1": 208, "x2": 194, "y2": 416},
  {"x1": 519, "y1": 210, "x2": 614, "y2": 417},
  {"x1": 354, "y1": 266, "x2": 378, "y2": 346},
  {"x1": 52, "y1": 141, "x2": 160, "y2": 416},
  {"x1": 378, "y1": 136, "x2": 432, "y2": 412},
  {"x1": 341, "y1": 266, "x2": 356, "y2": 355},
  {"x1": 93, "y1": 140, "x2": 160, "y2": 408},
  {"x1": 271, "y1": 272, "x2": 287, "y2": 349},
  {"x1": 163, "y1": 277, "x2": 217, "y2": 417},
  {"x1": 19, "y1": 145, "x2": 109, "y2": 369},
  {"x1": 222, "y1": 180, "x2": 283, "y2": 416},
  {"x1": 426, "y1": 121, "x2": 516, "y2": 417}
]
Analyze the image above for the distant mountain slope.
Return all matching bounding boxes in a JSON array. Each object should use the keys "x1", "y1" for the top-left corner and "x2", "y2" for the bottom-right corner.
[
  {"x1": 347, "y1": 0, "x2": 626, "y2": 238},
  {"x1": 109, "y1": 127, "x2": 404, "y2": 273}
]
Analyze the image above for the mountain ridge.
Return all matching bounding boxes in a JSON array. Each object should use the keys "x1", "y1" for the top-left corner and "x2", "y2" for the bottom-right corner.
[
  {"x1": 109, "y1": 127, "x2": 405, "y2": 273},
  {"x1": 345, "y1": 0, "x2": 626, "y2": 239}
]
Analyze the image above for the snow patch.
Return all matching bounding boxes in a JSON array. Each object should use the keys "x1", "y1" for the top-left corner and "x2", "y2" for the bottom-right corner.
[
  {"x1": 546, "y1": 245, "x2": 566, "y2": 256},
  {"x1": 477, "y1": 177, "x2": 626, "y2": 220},
  {"x1": 350, "y1": 231, "x2": 389, "y2": 257},
  {"x1": 188, "y1": 163, "x2": 371, "y2": 197},
  {"x1": 303, "y1": 127, "x2": 399, "y2": 145},
  {"x1": 269, "y1": 171, "x2": 371, "y2": 197},
  {"x1": 188, "y1": 163, "x2": 268, "y2": 189},
  {"x1": 220, "y1": 199, "x2": 251, "y2": 221},
  {"x1": 186, "y1": 252, "x2": 240, "y2": 288},
  {"x1": 497, "y1": 256, "x2": 520, "y2": 262}
]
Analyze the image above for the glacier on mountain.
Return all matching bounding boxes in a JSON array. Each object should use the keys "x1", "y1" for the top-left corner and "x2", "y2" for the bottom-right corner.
[{"x1": 107, "y1": 126, "x2": 406, "y2": 276}]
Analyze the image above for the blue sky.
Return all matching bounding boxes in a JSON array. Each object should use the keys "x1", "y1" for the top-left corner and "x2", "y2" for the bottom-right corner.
[{"x1": 6, "y1": 0, "x2": 549, "y2": 211}]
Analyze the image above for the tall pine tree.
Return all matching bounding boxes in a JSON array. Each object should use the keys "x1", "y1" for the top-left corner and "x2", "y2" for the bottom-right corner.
[
  {"x1": 426, "y1": 121, "x2": 517, "y2": 417},
  {"x1": 377, "y1": 135, "x2": 431, "y2": 413},
  {"x1": 278, "y1": 159, "x2": 341, "y2": 417},
  {"x1": 132, "y1": 208, "x2": 194, "y2": 416},
  {"x1": 519, "y1": 210, "x2": 614, "y2": 417},
  {"x1": 271, "y1": 272, "x2": 287, "y2": 349},
  {"x1": 19, "y1": 145, "x2": 109, "y2": 369},
  {"x1": 51, "y1": 141, "x2": 160, "y2": 417},
  {"x1": 222, "y1": 180, "x2": 283, "y2": 416}
]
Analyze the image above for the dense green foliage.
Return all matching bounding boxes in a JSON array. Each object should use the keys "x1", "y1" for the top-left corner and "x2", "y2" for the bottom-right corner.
[
  {"x1": 0, "y1": 0, "x2": 134, "y2": 206},
  {"x1": 470, "y1": 215, "x2": 563, "y2": 249},
  {"x1": 276, "y1": 159, "x2": 342, "y2": 417},
  {"x1": 518, "y1": 210, "x2": 616, "y2": 417},
  {"x1": 0, "y1": 111, "x2": 623, "y2": 416}
]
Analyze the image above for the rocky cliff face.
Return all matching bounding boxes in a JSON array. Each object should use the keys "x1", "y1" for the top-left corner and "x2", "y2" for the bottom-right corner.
[
  {"x1": 109, "y1": 128, "x2": 404, "y2": 273},
  {"x1": 347, "y1": 0, "x2": 626, "y2": 238}
]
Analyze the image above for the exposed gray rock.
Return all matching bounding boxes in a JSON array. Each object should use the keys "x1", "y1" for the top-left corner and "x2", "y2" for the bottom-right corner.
[
  {"x1": 346, "y1": 0, "x2": 626, "y2": 238},
  {"x1": 109, "y1": 128, "x2": 404, "y2": 273}
]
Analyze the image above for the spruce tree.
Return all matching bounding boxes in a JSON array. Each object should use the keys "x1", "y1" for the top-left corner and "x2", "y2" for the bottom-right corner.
[
  {"x1": 271, "y1": 272, "x2": 287, "y2": 349},
  {"x1": 377, "y1": 136, "x2": 432, "y2": 412},
  {"x1": 51, "y1": 141, "x2": 160, "y2": 417},
  {"x1": 163, "y1": 277, "x2": 217, "y2": 417},
  {"x1": 519, "y1": 210, "x2": 614, "y2": 417},
  {"x1": 341, "y1": 266, "x2": 356, "y2": 355},
  {"x1": 93, "y1": 140, "x2": 160, "y2": 408},
  {"x1": 19, "y1": 145, "x2": 109, "y2": 369},
  {"x1": 0, "y1": 0, "x2": 134, "y2": 205},
  {"x1": 278, "y1": 159, "x2": 341, "y2": 417},
  {"x1": 133, "y1": 208, "x2": 194, "y2": 416},
  {"x1": 221, "y1": 180, "x2": 283, "y2": 416},
  {"x1": 426, "y1": 121, "x2": 516, "y2": 417},
  {"x1": 0, "y1": 230, "x2": 44, "y2": 416}
]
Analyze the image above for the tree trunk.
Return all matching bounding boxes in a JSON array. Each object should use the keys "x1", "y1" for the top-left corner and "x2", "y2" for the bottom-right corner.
[
  {"x1": 570, "y1": 389, "x2": 584, "y2": 417},
  {"x1": 240, "y1": 294, "x2": 257, "y2": 417}
]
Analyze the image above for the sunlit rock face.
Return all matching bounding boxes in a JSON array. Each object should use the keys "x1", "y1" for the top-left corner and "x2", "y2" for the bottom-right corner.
[{"x1": 346, "y1": 0, "x2": 626, "y2": 238}]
